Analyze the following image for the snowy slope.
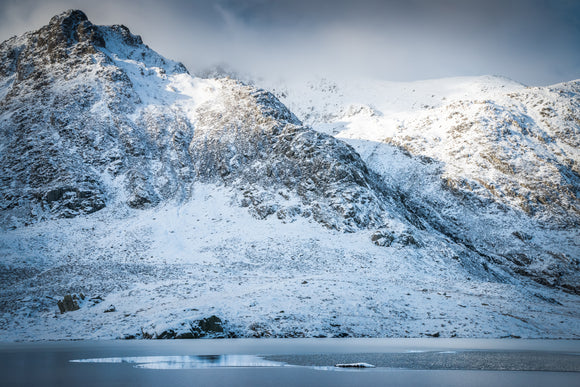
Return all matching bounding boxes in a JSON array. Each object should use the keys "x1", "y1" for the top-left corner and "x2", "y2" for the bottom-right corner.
[
  {"x1": 1, "y1": 184, "x2": 578, "y2": 341},
  {"x1": 266, "y1": 75, "x2": 579, "y2": 227},
  {"x1": 262, "y1": 75, "x2": 580, "y2": 292},
  {"x1": 0, "y1": 10, "x2": 578, "y2": 341}
]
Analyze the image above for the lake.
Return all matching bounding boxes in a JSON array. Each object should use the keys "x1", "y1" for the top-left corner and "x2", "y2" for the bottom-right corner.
[{"x1": 1, "y1": 338, "x2": 578, "y2": 386}]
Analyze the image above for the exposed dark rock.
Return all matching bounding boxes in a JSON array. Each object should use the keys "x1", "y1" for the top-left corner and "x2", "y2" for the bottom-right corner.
[
  {"x1": 534, "y1": 293, "x2": 563, "y2": 305},
  {"x1": 335, "y1": 363, "x2": 376, "y2": 368},
  {"x1": 397, "y1": 232, "x2": 419, "y2": 246},
  {"x1": 282, "y1": 331, "x2": 306, "y2": 338},
  {"x1": 504, "y1": 253, "x2": 532, "y2": 267},
  {"x1": 88, "y1": 296, "x2": 103, "y2": 306},
  {"x1": 156, "y1": 329, "x2": 176, "y2": 339},
  {"x1": 512, "y1": 231, "x2": 532, "y2": 241},
  {"x1": 104, "y1": 305, "x2": 116, "y2": 313},
  {"x1": 57, "y1": 294, "x2": 79, "y2": 313},
  {"x1": 187, "y1": 315, "x2": 227, "y2": 338},
  {"x1": 174, "y1": 332, "x2": 195, "y2": 339},
  {"x1": 248, "y1": 322, "x2": 272, "y2": 338},
  {"x1": 561, "y1": 283, "x2": 580, "y2": 295},
  {"x1": 500, "y1": 334, "x2": 521, "y2": 339},
  {"x1": 139, "y1": 328, "x2": 153, "y2": 339},
  {"x1": 198, "y1": 315, "x2": 224, "y2": 333},
  {"x1": 371, "y1": 230, "x2": 395, "y2": 247}
]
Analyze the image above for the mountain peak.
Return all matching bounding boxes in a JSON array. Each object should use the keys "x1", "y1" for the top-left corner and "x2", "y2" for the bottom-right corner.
[
  {"x1": 34, "y1": 9, "x2": 105, "y2": 60},
  {"x1": 22, "y1": 10, "x2": 141, "y2": 66},
  {"x1": 48, "y1": 9, "x2": 88, "y2": 28}
]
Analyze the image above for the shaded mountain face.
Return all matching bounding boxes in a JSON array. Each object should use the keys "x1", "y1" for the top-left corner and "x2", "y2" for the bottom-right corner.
[{"x1": 0, "y1": 10, "x2": 395, "y2": 231}]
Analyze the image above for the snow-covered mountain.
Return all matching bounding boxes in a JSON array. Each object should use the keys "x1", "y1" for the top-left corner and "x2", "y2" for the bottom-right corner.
[
  {"x1": 264, "y1": 76, "x2": 580, "y2": 292},
  {"x1": 0, "y1": 10, "x2": 578, "y2": 341},
  {"x1": 269, "y1": 76, "x2": 579, "y2": 227},
  {"x1": 0, "y1": 10, "x2": 399, "y2": 233}
]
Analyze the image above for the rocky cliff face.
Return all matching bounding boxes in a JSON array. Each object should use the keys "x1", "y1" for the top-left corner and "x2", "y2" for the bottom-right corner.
[
  {"x1": 189, "y1": 80, "x2": 396, "y2": 231},
  {"x1": 0, "y1": 10, "x2": 395, "y2": 231},
  {"x1": 0, "y1": 10, "x2": 186, "y2": 223}
]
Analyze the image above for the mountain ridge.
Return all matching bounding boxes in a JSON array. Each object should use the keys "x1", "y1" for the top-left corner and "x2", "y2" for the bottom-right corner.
[
  {"x1": 0, "y1": 9, "x2": 402, "y2": 232},
  {"x1": 264, "y1": 74, "x2": 580, "y2": 290}
]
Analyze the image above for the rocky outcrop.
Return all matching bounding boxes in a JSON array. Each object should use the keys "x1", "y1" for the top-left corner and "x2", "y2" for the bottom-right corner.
[
  {"x1": 57, "y1": 294, "x2": 80, "y2": 313},
  {"x1": 190, "y1": 81, "x2": 394, "y2": 231}
]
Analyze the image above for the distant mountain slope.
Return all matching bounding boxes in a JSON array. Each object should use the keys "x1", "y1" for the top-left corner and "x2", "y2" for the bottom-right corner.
[
  {"x1": 383, "y1": 81, "x2": 580, "y2": 228},
  {"x1": 265, "y1": 76, "x2": 580, "y2": 292},
  {"x1": 268, "y1": 76, "x2": 580, "y2": 226}
]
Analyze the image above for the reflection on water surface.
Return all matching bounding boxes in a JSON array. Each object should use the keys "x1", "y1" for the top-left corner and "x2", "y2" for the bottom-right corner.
[{"x1": 71, "y1": 355, "x2": 286, "y2": 369}]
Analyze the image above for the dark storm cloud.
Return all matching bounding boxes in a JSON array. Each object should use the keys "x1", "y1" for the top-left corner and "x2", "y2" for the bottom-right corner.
[{"x1": 0, "y1": 0, "x2": 578, "y2": 85}]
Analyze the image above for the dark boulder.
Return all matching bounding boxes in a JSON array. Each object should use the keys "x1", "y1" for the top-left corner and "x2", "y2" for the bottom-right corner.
[{"x1": 57, "y1": 294, "x2": 79, "y2": 313}]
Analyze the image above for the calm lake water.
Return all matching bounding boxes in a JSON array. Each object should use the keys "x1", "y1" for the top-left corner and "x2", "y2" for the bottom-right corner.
[{"x1": 1, "y1": 338, "x2": 578, "y2": 386}]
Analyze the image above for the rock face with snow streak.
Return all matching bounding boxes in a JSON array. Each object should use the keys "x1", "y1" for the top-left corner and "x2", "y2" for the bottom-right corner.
[
  {"x1": 189, "y1": 80, "x2": 394, "y2": 231},
  {"x1": 0, "y1": 10, "x2": 393, "y2": 231}
]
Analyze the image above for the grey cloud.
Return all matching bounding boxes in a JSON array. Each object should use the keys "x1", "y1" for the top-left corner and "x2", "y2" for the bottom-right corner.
[{"x1": 0, "y1": 0, "x2": 578, "y2": 85}]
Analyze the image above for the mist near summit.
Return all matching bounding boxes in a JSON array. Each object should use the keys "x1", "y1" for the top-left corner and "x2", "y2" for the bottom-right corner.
[{"x1": 1, "y1": 0, "x2": 579, "y2": 85}]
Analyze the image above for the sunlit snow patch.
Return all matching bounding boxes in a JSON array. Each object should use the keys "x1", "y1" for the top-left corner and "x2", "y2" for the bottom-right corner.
[{"x1": 70, "y1": 355, "x2": 286, "y2": 369}]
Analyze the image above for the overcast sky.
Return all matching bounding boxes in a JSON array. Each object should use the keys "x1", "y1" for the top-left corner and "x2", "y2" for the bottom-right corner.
[{"x1": 1, "y1": 0, "x2": 579, "y2": 85}]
